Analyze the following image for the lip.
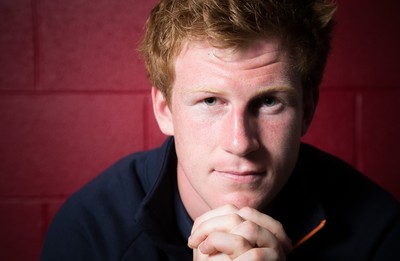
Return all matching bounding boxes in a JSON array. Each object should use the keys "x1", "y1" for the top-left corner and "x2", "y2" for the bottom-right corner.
[{"x1": 213, "y1": 170, "x2": 265, "y2": 183}]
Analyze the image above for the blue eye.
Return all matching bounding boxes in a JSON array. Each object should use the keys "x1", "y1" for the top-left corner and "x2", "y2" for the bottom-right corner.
[
  {"x1": 263, "y1": 96, "x2": 278, "y2": 107},
  {"x1": 204, "y1": 97, "x2": 217, "y2": 106}
]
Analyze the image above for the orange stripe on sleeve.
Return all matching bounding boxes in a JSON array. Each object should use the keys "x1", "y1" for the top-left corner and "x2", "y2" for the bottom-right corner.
[{"x1": 293, "y1": 219, "x2": 326, "y2": 249}]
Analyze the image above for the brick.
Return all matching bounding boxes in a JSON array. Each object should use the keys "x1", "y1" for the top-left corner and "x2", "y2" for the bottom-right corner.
[
  {"x1": 0, "y1": 94, "x2": 145, "y2": 196},
  {"x1": 0, "y1": 202, "x2": 42, "y2": 261},
  {"x1": 42, "y1": 199, "x2": 67, "y2": 234},
  {"x1": 0, "y1": 0, "x2": 34, "y2": 90},
  {"x1": 37, "y1": 0, "x2": 156, "y2": 91},
  {"x1": 302, "y1": 90, "x2": 356, "y2": 165},
  {"x1": 359, "y1": 90, "x2": 400, "y2": 200},
  {"x1": 323, "y1": 0, "x2": 400, "y2": 89}
]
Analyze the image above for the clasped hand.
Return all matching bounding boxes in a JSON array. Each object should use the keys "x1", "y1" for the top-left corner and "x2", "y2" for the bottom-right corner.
[{"x1": 188, "y1": 205, "x2": 292, "y2": 261}]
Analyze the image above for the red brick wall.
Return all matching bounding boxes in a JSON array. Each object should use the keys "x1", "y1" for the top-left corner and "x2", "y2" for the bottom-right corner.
[{"x1": 0, "y1": 0, "x2": 399, "y2": 260}]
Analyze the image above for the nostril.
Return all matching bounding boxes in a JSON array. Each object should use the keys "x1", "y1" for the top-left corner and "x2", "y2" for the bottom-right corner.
[{"x1": 226, "y1": 129, "x2": 260, "y2": 156}]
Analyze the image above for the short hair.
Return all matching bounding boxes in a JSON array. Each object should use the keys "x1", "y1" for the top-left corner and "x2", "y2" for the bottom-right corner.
[{"x1": 139, "y1": 0, "x2": 337, "y2": 101}]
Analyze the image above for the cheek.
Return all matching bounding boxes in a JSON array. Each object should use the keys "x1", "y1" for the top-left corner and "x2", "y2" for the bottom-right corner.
[
  {"x1": 172, "y1": 110, "x2": 217, "y2": 163},
  {"x1": 279, "y1": 113, "x2": 303, "y2": 166},
  {"x1": 261, "y1": 110, "x2": 302, "y2": 141},
  {"x1": 259, "y1": 114, "x2": 301, "y2": 185},
  {"x1": 175, "y1": 108, "x2": 221, "y2": 142}
]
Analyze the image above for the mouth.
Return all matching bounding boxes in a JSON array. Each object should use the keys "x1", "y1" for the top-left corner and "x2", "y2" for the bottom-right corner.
[{"x1": 213, "y1": 170, "x2": 265, "y2": 183}]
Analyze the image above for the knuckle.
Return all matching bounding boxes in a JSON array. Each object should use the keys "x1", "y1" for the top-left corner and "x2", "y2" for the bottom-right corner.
[
  {"x1": 240, "y1": 220, "x2": 259, "y2": 235},
  {"x1": 272, "y1": 220, "x2": 285, "y2": 236},
  {"x1": 227, "y1": 213, "x2": 245, "y2": 225},
  {"x1": 248, "y1": 248, "x2": 267, "y2": 260},
  {"x1": 238, "y1": 206, "x2": 254, "y2": 215},
  {"x1": 204, "y1": 233, "x2": 218, "y2": 246},
  {"x1": 248, "y1": 248, "x2": 281, "y2": 261},
  {"x1": 232, "y1": 234, "x2": 251, "y2": 249},
  {"x1": 224, "y1": 204, "x2": 239, "y2": 212},
  {"x1": 274, "y1": 220, "x2": 284, "y2": 231}
]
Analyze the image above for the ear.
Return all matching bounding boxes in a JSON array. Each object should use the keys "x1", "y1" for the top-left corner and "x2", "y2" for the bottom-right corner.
[
  {"x1": 151, "y1": 87, "x2": 174, "y2": 136},
  {"x1": 301, "y1": 87, "x2": 319, "y2": 136}
]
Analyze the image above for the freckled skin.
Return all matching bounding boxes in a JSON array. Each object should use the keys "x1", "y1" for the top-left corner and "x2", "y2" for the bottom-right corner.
[{"x1": 152, "y1": 38, "x2": 311, "y2": 221}]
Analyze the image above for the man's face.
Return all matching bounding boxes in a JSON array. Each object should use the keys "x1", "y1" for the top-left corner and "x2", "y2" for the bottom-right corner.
[{"x1": 153, "y1": 38, "x2": 312, "y2": 219}]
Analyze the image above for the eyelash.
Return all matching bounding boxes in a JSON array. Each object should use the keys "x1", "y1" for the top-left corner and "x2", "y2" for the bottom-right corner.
[
  {"x1": 201, "y1": 95, "x2": 283, "y2": 112},
  {"x1": 261, "y1": 96, "x2": 279, "y2": 107},
  {"x1": 203, "y1": 97, "x2": 218, "y2": 106}
]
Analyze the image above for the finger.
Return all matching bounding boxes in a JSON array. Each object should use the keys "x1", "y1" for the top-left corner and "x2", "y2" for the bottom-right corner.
[
  {"x1": 191, "y1": 204, "x2": 239, "y2": 232},
  {"x1": 189, "y1": 212, "x2": 244, "y2": 248},
  {"x1": 230, "y1": 220, "x2": 285, "y2": 258},
  {"x1": 207, "y1": 255, "x2": 231, "y2": 261},
  {"x1": 237, "y1": 207, "x2": 292, "y2": 253},
  {"x1": 199, "y1": 231, "x2": 253, "y2": 259},
  {"x1": 234, "y1": 247, "x2": 282, "y2": 261},
  {"x1": 230, "y1": 220, "x2": 279, "y2": 248},
  {"x1": 194, "y1": 248, "x2": 230, "y2": 261}
]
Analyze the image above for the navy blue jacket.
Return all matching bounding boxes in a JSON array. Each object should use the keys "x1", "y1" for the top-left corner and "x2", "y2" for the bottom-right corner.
[{"x1": 41, "y1": 138, "x2": 400, "y2": 260}]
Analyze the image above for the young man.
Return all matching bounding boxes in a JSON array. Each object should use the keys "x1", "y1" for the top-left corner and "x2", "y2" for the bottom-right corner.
[{"x1": 42, "y1": 0, "x2": 400, "y2": 260}]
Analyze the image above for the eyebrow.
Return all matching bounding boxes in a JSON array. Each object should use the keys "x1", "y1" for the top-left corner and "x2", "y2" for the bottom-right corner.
[
  {"x1": 253, "y1": 85, "x2": 299, "y2": 97},
  {"x1": 185, "y1": 86, "x2": 226, "y2": 95},
  {"x1": 185, "y1": 85, "x2": 299, "y2": 97}
]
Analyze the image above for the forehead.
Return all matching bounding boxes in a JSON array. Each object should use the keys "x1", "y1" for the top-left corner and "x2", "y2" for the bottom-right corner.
[
  {"x1": 176, "y1": 38, "x2": 285, "y2": 67},
  {"x1": 172, "y1": 38, "x2": 296, "y2": 90}
]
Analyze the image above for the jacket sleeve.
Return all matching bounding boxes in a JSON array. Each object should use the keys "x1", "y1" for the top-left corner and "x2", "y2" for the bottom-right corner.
[
  {"x1": 40, "y1": 200, "x2": 103, "y2": 261},
  {"x1": 372, "y1": 206, "x2": 400, "y2": 260}
]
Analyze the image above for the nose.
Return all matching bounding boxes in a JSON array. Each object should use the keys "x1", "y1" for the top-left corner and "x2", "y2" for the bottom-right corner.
[{"x1": 222, "y1": 108, "x2": 260, "y2": 156}]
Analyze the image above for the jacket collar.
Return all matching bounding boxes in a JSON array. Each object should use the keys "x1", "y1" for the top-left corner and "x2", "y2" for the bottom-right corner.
[
  {"x1": 134, "y1": 137, "x2": 192, "y2": 258},
  {"x1": 268, "y1": 161, "x2": 327, "y2": 249},
  {"x1": 135, "y1": 138, "x2": 326, "y2": 254}
]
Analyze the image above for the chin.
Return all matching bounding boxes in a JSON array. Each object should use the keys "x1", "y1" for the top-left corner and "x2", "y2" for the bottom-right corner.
[{"x1": 218, "y1": 193, "x2": 271, "y2": 210}]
